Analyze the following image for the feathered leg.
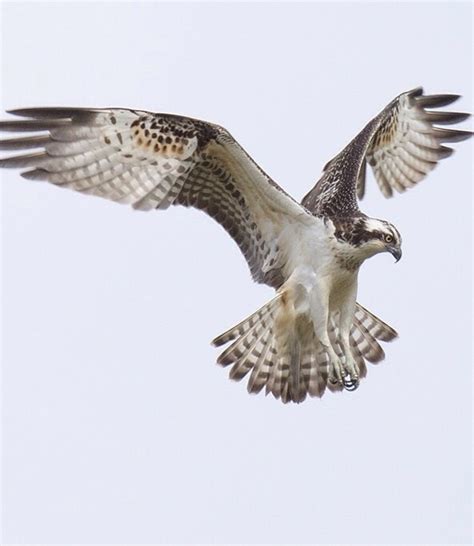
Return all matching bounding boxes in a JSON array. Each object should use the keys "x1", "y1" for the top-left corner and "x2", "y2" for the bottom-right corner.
[
  {"x1": 337, "y1": 281, "x2": 360, "y2": 391},
  {"x1": 308, "y1": 281, "x2": 345, "y2": 389}
]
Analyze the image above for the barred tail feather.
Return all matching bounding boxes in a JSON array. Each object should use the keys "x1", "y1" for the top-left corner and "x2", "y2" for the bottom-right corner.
[
  {"x1": 213, "y1": 293, "x2": 324, "y2": 404},
  {"x1": 229, "y1": 326, "x2": 271, "y2": 381},
  {"x1": 212, "y1": 296, "x2": 280, "y2": 396},
  {"x1": 212, "y1": 295, "x2": 280, "y2": 347},
  {"x1": 303, "y1": 334, "x2": 328, "y2": 398},
  {"x1": 248, "y1": 337, "x2": 276, "y2": 394},
  {"x1": 350, "y1": 303, "x2": 398, "y2": 364},
  {"x1": 350, "y1": 303, "x2": 398, "y2": 376},
  {"x1": 354, "y1": 303, "x2": 398, "y2": 342},
  {"x1": 351, "y1": 315, "x2": 385, "y2": 364},
  {"x1": 212, "y1": 297, "x2": 397, "y2": 404},
  {"x1": 350, "y1": 336, "x2": 368, "y2": 379}
]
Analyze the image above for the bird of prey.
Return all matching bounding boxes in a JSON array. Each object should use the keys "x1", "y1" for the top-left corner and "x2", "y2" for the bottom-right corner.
[{"x1": 0, "y1": 87, "x2": 471, "y2": 403}]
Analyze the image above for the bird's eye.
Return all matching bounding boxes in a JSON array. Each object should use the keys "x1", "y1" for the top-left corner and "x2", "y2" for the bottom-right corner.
[{"x1": 385, "y1": 234, "x2": 393, "y2": 243}]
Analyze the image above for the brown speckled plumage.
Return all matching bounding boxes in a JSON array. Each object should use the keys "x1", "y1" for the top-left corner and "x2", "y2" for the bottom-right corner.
[{"x1": 302, "y1": 87, "x2": 471, "y2": 215}]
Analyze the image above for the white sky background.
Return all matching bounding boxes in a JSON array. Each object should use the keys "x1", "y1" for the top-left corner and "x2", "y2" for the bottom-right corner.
[{"x1": 0, "y1": 2, "x2": 472, "y2": 545}]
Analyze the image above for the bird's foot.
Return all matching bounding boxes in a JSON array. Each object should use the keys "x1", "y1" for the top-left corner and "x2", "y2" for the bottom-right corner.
[
  {"x1": 328, "y1": 359, "x2": 345, "y2": 388},
  {"x1": 342, "y1": 356, "x2": 359, "y2": 391},
  {"x1": 343, "y1": 374, "x2": 359, "y2": 391}
]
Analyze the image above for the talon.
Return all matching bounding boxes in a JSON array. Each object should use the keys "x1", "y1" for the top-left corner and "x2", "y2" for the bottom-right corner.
[{"x1": 343, "y1": 375, "x2": 359, "y2": 392}]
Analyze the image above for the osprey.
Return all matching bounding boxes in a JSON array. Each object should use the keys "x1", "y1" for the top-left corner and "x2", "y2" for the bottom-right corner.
[{"x1": 0, "y1": 87, "x2": 471, "y2": 403}]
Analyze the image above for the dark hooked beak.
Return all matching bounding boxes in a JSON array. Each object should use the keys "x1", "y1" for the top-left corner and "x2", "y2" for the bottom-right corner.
[{"x1": 388, "y1": 245, "x2": 402, "y2": 263}]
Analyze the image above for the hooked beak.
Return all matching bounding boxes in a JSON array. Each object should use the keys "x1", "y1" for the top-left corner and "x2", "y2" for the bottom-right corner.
[{"x1": 388, "y1": 245, "x2": 402, "y2": 263}]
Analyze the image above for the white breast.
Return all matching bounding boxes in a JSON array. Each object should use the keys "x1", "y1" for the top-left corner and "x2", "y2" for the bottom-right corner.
[{"x1": 278, "y1": 215, "x2": 358, "y2": 312}]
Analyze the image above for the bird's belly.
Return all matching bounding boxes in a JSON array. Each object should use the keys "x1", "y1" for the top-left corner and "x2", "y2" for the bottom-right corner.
[{"x1": 280, "y1": 221, "x2": 358, "y2": 314}]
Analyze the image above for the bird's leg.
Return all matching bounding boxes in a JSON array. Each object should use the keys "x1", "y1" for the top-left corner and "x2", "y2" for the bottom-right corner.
[
  {"x1": 328, "y1": 346, "x2": 345, "y2": 387},
  {"x1": 310, "y1": 283, "x2": 345, "y2": 388},
  {"x1": 338, "y1": 283, "x2": 359, "y2": 391},
  {"x1": 317, "y1": 339, "x2": 344, "y2": 387}
]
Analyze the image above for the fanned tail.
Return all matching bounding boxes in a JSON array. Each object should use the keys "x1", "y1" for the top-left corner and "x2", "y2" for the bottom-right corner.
[
  {"x1": 212, "y1": 296, "x2": 397, "y2": 404},
  {"x1": 213, "y1": 292, "x2": 327, "y2": 404}
]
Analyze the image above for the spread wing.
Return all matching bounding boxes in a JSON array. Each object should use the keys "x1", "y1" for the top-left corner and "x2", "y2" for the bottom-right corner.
[
  {"x1": 302, "y1": 87, "x2": 472, "y2": 216},
  {"x1": 0, "y1": 107, "x2": 310, "y2": 288}
]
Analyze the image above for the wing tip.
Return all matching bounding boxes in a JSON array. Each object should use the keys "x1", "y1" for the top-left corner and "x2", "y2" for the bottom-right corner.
[
  {"x1": 421, "y1": 110, "x2": 471, "y2": 125},
  {"x1": 6, "y1": 108, "x2": 30, "y2": 117},
  {"x1": 6, "y1": 107, "x2": 67, "y2": 118},
  {"x1": 433, "y1": 127, "x2": 473, "y2": 143},
  {"x1": 407, "y1": 86, "x2": 424, "y2": 98},
  {"x1": 0, "y1": 134, "x2": 49, "y2": 150},
  {"x1": 21, "y1": 168, "x2": 48, "y2": 181},
  {"x1": 5, "y1": 107, "x2": 103, "y2": 120},
  {"x1": 415, "y1": 92, "x2": 463, "y2": 108}
]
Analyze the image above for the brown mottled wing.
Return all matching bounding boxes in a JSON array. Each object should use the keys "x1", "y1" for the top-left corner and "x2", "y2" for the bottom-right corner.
[
  {"x1": 302, "y1": 87, "x2": 472, "y2": 216},
  {"x1": 0, "y1": 107, "x2": 309, "y2": 288}
]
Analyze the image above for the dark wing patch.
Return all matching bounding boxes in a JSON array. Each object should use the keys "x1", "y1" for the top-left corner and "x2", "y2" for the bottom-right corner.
[
  {"x1": 0, "y1": 107, "x2": 308, "y2": 288},
  {"x1": 302, "y1": 87, "x2": 472, "y2": 216}
]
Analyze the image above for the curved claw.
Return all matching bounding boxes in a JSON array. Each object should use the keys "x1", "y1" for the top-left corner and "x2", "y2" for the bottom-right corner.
[{"x1": 343, "y1": 376, "x2": 360, "y2": 392}]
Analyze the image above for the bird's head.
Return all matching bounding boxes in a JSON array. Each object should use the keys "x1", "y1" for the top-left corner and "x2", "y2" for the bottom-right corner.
[
  {"x1": 355, "y1": 217, "x2": 402, "y2": 262},
  {"x1": 332, "y1": 216, "x2": 402, "y2": 266}
]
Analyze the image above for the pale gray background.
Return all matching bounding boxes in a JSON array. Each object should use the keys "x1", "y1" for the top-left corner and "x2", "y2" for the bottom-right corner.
[{"x1": 1, "y1": 2, "x2": 472, "y2": 545}]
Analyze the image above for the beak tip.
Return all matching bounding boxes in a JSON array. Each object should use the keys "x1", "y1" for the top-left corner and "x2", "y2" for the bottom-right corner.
[{"x1": 389, "y1": 246, "x2": 402, "y2": 263}]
